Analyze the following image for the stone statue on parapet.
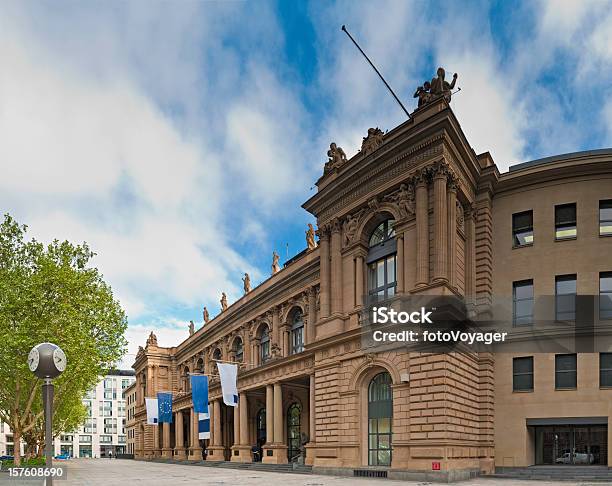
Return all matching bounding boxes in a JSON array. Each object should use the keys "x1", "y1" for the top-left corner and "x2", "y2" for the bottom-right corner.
[
  {"x1": 415, "y1": 67, "x2": 458, "y2": 108},
  {"x1": 360, "y1": 128, "x2": 384, "y2": 155},
  {"x1": 203, "y1": 306, "x2": 210, "y2": 324},
  {"x1": 146, "y1": 331, "x2": 157, "y2": 347},
  {"x1": 324, "y1": 142, "x2": 347, "y2": 174},
  {"x1": 271, "y1": 251, "x2": 281, "y2": 274},
  {"x1": 306, "y1": 223, "x2": 317, "y2": 250},
  {"x1": 189, "y1": 320, "x2": 195, "y2": 336},
  {"x1": 242, "y1": 273, "x2": 251, "y2": 294},
  {"x1": 220, "y1": 292, "x2": 228, "y2": 312}
]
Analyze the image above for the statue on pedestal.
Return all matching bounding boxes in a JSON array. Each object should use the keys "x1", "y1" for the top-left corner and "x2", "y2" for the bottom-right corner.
[
  {"x1": 220, "y1": 292, "x2": 228, "y2": 312},
  {"x1": 189, "y1": 320, "x2": 195, "y2": 336},
  {"x1": 271, "y1": 251, "x2": 281, "y2": 274},
  {"x1": 242, "y1": 273, "x2": 251, "y2": 294},
  {"x1": 146, "y1": 332, "x2": 157, "y2": 347},
  {"x1": 360, "y1": 128, "x2": 384, "y2": 155},
  {"x1": 306, "y1": 223, "x2": 317, "y2": 250},
  {"x1": 414, "y1": 67, "x2": 458, "y2": 108},
  {"x1": 324, "y1": 143, "x2": 347, "y2": 174},
  {"x1": 203, "y1": 306, "x2": 210, "y2": 324}
]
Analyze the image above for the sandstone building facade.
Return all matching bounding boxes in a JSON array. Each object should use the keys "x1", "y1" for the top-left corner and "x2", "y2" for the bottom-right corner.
[{"x1": 129, "y1": 95, "x2": 612, "y2": 480}]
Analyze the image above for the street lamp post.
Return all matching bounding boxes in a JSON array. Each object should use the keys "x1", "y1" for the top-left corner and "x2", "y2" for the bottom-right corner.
[{"x1": 28, "y1": 342, "x2": 67, "y2": 486}]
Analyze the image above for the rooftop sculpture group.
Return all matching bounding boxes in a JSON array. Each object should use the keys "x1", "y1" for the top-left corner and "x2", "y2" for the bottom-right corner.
[{"x1": 414, "y1": 67, "x2": 458, "y2": 108}]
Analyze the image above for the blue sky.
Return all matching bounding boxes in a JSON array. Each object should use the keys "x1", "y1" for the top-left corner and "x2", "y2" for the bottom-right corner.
[{"x1": 1, "y1": 0, "x2": 611, "y2": 364}]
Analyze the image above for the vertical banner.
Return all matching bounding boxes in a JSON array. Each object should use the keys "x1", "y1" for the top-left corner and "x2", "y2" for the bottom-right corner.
[
  {"x1": 217, "y1": 363, "x2": 238, "y2": 407},
  {"x1": 198, "y1": 412, "x2": 210, "y2": 440},
  {"x1": 190, "y1": 375, "x2": 209, "y2": 414},
  {"x1": 145, "y1": 398, "x2": 159, "y2": 425},
  {"x1": 157, "y1": 392, "x2": 173, "y2": 423}
]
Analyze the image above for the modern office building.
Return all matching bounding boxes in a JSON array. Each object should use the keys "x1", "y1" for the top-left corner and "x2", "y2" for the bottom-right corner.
[
  {"x1": 0, "y1": 370, "x2": 135, "y2": 459},
  {"x1": 129, "y1": 75, "x2": 612, "y2": 481}
]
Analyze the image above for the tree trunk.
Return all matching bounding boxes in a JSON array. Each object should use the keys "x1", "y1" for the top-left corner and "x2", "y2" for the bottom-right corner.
[{"x1": 13, "y1": 428, "x2": 21, "y2": 466}]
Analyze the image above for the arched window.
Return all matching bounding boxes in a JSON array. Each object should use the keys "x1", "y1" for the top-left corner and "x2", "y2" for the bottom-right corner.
[
  {"x1": 260, "y1": 326, "x2": 270, "y2": 363},
  {"x1": 368, "y1": 372, "x2": 393, "y2": 466},
  {"x1": 287, "y1": 403, "x2": 302, "y2": 462},
  {"x1": 256, "y1": 408, "x2": 266, "y2": 449},
  {"x1": 290, "y1": 309, "x2": 304, "y2": 355},
  {"x1": 183, "y1": 366, "x2": 190, "y2": 392},
  {"x1": 233, "y1": 337, "x2": 243, "y2": 363},
  {"x1": 212, "y1": 348, "x2": 222, "y2": 361},
  {"x1": 367, "y1": 219, "x2": 397, "y2": 302},
  {"x1": 196, "y1": 358, "x2": 204, "y2": 373}
]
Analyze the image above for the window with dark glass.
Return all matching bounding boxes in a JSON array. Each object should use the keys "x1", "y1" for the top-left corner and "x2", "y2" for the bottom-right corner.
[
  {"x1": 513, "y1": 356, "x2": 534, "y2": 391},
  {"x1": 555, "y1": 203, "x2": 577, "y2": 240},
  {"x1": 512, "y1": 210, "x2": 533, "y2": 247},
  {"x1": 555, "y1": 274, "x2": 576, "y2": 321},
  {"x1": 513, "y1": 279, "x2": 534, "y2": 326},
  {"x1": 600, "y1": 200, "x2": 612, "y2": 236},
  {"x1": 367, "y1": 219, "x2": 397, "y2": 302},
  {"x1": 600, "y1": 272, "x2": 612, "y2": 320},
  {"x1": 368, "y1": 372, "x2": 393, "y2": 467},
  {"x1": 286, "y1": 403, "x2": 302, "y2": 462},
  {"x1": 600, "y1": 353, "x2": 612, "y2": 388},
  {"x1": 233, "y1": 338, "x2": 243, "y2": 363},
  {"x1": 555, "y1": 354, "x2": 577, "y2": 389},
  {"x1": 290, "y1": 310, "x2": 304, "y2": 355},
  {"x1": 260, "y1": 326, "x2": 270, "y2": 363}
]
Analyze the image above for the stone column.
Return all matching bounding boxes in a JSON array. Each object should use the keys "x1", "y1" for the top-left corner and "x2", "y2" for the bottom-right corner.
[
  {"x1": 433, "y1": 166, "x2": 448, "y2": 282},
  {"x1": 282, "y1": 326, "x2": 290, "y2": 356},
  {"x1": 319, "y1": 227, "x2": 331, "y2": 318},
  {"x1": 154, "y1": 422, "x2": 160, "y2": 456},
  {"x1": 162, "y1": 422, "x2": 171, "y2": 458},
  {"x1": 272, "y1": 307, "x2": 280, "y2": 349},
  {"x1": 146, "y1": 365, "x2": 153, "y2": 396},
  {"x1": 231, "y1": 392, "x2": 251, "y2": 462},
  {"x1": 447, "y1": 182, "x2": 457, "y2": 288},
  {"x1": 465, "y1": 204, "x2": 477, "y2": 305},
  {"x1": 152, "y1": 365, "x2": 157, "y2": 395},
  {"x1": 330, "y1": 219, "x2": 343, "y2": 314},
  {"x1": 266, "y1": 385, "x2": 274, "y2": 444},
  {"x1": 189, "y1": 407, "x2": 200, "y2": 460},
  {"x1": 252, "y1": 339, "x2": 260, "y2": 367},
  {"x1": 207, "y1": 399, "x2": 224, "y2": 460},
  {"x1": 396, "y1": 233, "x2": 404, "y2": 293},
  {"x1": 273, "y1": 383, "x2": 283, "y2": 444},
  {"x1": 213, "y1": 400, "x2": 221, "y2": 446},
  {"x1": 174, "y1": 411, "x2": 186, "y2": 459},
  {"x1": 415, "y1": 175, "x2": 429, "y2": 287},
  {"x1": 355, "y1": 254, "x2": 364, "y2": 307},
  {"x1": 305, "y1": 374, "x2": 316, "y2": 466},
  {"x1": 307, "y1": 288, "x2": 316, "y2": 344},
  {"x1": 239, "y1": 393, "x2": 248, "y2": 445},
  {"x1": 233, "y1": 404, "x2": 240, "y2": 446}
]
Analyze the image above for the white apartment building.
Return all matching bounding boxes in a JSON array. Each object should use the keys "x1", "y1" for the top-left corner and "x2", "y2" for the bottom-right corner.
[{"x1": 0, "y1": 370, "x2": 135, "y2": 459}]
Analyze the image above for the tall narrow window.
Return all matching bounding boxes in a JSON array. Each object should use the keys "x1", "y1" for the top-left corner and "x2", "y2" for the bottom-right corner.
[
  {"x1": 555, "y1": 354, "x2": 577, "y2": 389},
  {"x1": 367, "y1": 219, "x2": 397, "y2": 302},
  {"x1": 233, "y1": 338, "x2": 243, "y2": 363},
  {"x1": 600, "y1": 272, "x2": 612, "y2": 320},
  {"x1": 555, "y1": 274, "x2": 576, "y2": 321},
  {"x1": 290, "y1": 310, "x2": 304, "y2": 355},
  {"x1": 513, "y1": 356, "x2": 534, "y2": 391},
  {"x1": 260, "y1": 326, "x2": 270, "y2": 363},
  {"x1": 512, "y1": 210, "x2": 533, "y2": 247},
  {"x1": 600, "y1": 200, "x2": 612, "y2": 236},
  {"x1": 368, "y1": 372, "x2": 393, "y2": 466},
  {"x1": 513, "y1": 279, "x2": 534, "y2": 326},
  {"x1": 286, "y1": 403, "x2": 302, "y2": 462},
  {"x1": 599, "y1": 353, "x2": 612, "y2": 388},
  {"x1": 555, "y1": 203, "x2": 577, "y2": 240}
]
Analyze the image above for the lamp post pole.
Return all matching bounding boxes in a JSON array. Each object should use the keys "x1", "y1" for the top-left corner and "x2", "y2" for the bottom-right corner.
[{"x1": 42, "y1": 378, "x2": 54, "y2": 480}]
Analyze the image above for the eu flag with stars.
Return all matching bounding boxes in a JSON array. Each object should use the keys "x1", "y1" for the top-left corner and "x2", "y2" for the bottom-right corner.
[{"x1": 157, "y1": 392, "x2": 173, "y2": 423}]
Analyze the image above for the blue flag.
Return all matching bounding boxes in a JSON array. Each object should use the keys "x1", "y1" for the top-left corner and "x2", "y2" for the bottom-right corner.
[
  {"x1": 157, "y1": 392, "x2": 173, "y2": 423},
  {"x1": 190, "y1": 375, "x2": 209, "y2": 414},
  {"x1": 198, "y1": 412, "x2": 210, "y2": 440}
]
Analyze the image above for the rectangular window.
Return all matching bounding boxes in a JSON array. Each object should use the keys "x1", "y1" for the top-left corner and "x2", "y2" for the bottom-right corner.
[
  {"x1": 100, "y1": 435, "x2": 112, "y2": 443},
  {"x1": 555, "y1": 274, "x2": 576, "y2": 321},
  {"x1": 100, "y1": 401, "x2": 113, "y2": 417},
  {"x1": 513, "y1": 356, "x2": 534, "y2": 391},
  {"x1": 600, "y1": 272, "x2": 612, "y2": 320},
  {"x1": 513, "y1": 279, "x2": 534, "y2": 326},
  {"x1": 79, "y1": 435, "x2": 92, "y2": 444},
  {"x1": 555, "y1": 203, "x2": 577, "y2": 240},
  {"x1": 600, "y1": 353, "x2": 612, "y2": 388},
  {"x1": 555, "y1": 354, "x2": 577, "y2": 389},
  {"x1": 104, "y1": 418, "x2": 117, "y2": 434},
  {"x1": 513, "y1": 210, "x2": 533, "y2": 247},
  {"x1": 600, "y1": 200, "x2": 612, "y2": 236}
]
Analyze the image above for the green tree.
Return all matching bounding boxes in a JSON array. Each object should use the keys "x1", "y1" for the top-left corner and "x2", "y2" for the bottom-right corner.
[{"x1": 0, "y1": 214, "x2": 127, "y2": 465}]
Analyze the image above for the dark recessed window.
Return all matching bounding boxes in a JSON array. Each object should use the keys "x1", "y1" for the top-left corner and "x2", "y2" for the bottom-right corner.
[
  {"x1": 367, "y1": 219, "x2": 397, "y2": 302},
  {"x1": 600, "y1": 353, "x2": 612, "y2": 388},
  {"x1": 600, "y1": 272, "x2": 612, "y2": 320},
  {"x1": 600, "y1": 200, "x2": 612, "y2": 236},
  {"x1": 555, "y1": 354, "x2": 577, "y2": 389},
  {"x1": 513, "y1": 356, "x2": 534, "y2": 391},
  {"x1": 513, "y1": 210, "x2": 533, "y2": 247},
  {"x1": 555, "y1": 203, "x2": 577, "y2": 240},
  {"x1": 555, "y1": 274, "x2": 576, "y2": 321},
  {"x1": 513, "y1": 279, "x2": 534, "y2": 326}
]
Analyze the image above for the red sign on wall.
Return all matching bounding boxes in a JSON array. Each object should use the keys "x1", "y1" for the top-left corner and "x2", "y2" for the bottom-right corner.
[{"x1": 432, "y1": 461, "x2": 441, "y2": 470}]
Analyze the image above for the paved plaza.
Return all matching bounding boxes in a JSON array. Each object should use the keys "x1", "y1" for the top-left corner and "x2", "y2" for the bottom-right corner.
[{"x1": 1, "y1": 459, "x2": 610, "y2": 486}]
